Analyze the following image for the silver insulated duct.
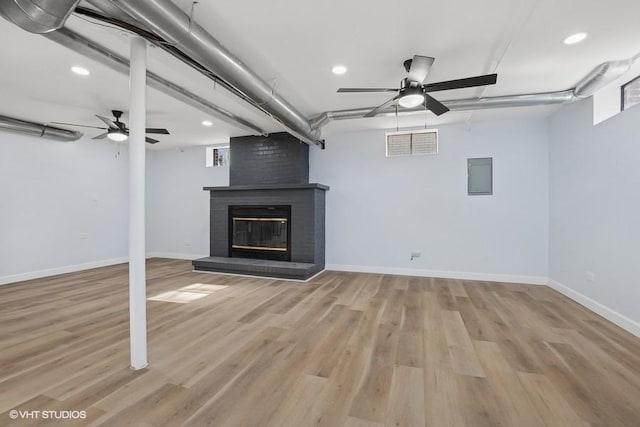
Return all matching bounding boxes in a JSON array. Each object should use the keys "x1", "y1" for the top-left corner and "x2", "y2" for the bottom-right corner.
[
  {"x1": 105, "y1": 0, "x2": 323, "y2": 146},
  {"x1": 573, "y1": 58, "x2": 635, "y2": 98},
  {"x1": 0, "y1": 0, "x2": 81, "y2": 33},
  {"x1": 311, "y1": 54, "x2": 639, "y2": 127},
  {"x1": 0, "y1": 115, "x2": 82, "y2": 141}
]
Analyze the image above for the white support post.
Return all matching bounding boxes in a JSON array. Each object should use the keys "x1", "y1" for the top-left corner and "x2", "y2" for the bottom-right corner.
[{"x1": 128, "y1": 36, "x2": 147, "y2": 370}]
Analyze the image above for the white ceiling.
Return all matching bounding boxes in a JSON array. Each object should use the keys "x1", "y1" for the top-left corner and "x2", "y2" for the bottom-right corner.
[{"x1": 1, "y1": 0, "x2": 639, "y2": 149}]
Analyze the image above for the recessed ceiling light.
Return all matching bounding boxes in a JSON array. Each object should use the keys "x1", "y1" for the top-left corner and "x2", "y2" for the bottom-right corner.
[
  {"x1": 202, "y1": 120, "x2": 213, "y2": 127},
  {"x1": 564, "y1": 32, "x2": 587, "y2": 45},
  {"x1": 332, "y1": 65, "x2": 347, "y2": 75},
  {"x1": 70, "y1": 66, "x2": 90, "y2": 76}
]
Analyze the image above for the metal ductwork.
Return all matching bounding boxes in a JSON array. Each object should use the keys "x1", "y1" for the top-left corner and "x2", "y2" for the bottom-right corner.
[
  {"x1": 310, "y1": 90, "x2": 576, "y2": 128},
  {"x1": 2, "y1": 0, "x2": 637, "y2": 141},
  {"x1": 44, "y1": 28, "x2": 265, "y2": 135},
  {"x1": 0, "y1": 115, "x2": 82, "y2": 141},
  {"x1": 311, "y1": 54, "x2": 639, "y2": 127},
  {"x1": 102, "y1": 0, "x2": 323, "y2": 146},
  {"x1": 573, "y1": 58, "x2": 635, "y2": 98},
  {"x1": 0, "y1": 0, "x2": 81, "y2": 33}
]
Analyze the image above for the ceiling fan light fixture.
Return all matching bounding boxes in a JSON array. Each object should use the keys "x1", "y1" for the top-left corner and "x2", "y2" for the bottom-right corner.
[
  {"x1": 107, "y1": 129, "x2": 128, "y2": 142},
  {"x1": 398, "y1": 88, "x2": 425, "y2": 108}
]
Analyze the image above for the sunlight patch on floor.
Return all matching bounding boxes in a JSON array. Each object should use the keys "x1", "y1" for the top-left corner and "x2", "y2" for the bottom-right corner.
[{"x1": 148, "y1": 283, "x2": 227, "y2": 303}]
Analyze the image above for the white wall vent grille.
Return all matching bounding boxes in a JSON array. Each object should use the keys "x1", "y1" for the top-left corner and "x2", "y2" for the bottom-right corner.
[{"x1": 386, "y1": 129, "x2": 438, "y2": 157}]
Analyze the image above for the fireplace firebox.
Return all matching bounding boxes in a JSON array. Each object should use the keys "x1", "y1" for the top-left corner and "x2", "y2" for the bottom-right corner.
[{"x1": 228, "y1": 205, "x2": 291, "y2": 261}]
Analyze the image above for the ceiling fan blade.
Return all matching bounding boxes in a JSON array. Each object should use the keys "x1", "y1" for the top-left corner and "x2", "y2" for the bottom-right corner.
[
  {"x1": 145, "y1": 137, "x2": 159, "y2": 144},
  {"x1": 423, "y1": 73, "x2": 498, "y2": 93},
  {"x1": 424, "y1": 94, "x2": 450, "y2": 116},
  {"x1": 364, "y1": 95, "x2": 400, "y2": 118},
  {"x1": 337, "y1": 88, "x2": 398, "y2": 93},
  {"x1": 145, "y1": 128, "x2": 170, "y2": 135},
  {"x1": 96, "y1": 114, "x2": 118, "y2": 129},
  {"x1": 50, "y1": 122, "x2": 106, "y2": 130},
  {"x1": 407, "y1": 55, "x2": 435, "y2": 84},
  {"x1": 92, "y1": 132, "x2": 108, "y2": 140}
]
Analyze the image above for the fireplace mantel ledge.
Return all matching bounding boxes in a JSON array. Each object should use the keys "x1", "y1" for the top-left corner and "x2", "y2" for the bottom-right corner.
[{"x1": 203, "y1": 183, "x2": 329, "y2": 192}]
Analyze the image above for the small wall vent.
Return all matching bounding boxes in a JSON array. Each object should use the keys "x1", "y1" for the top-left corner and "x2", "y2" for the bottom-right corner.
[{"x1": 386, "y1": 129, "x2": 438, "y2": 157}]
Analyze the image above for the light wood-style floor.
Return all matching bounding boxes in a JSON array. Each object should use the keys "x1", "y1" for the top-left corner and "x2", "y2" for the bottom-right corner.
[{"x1": 1, "y1": 259, "x2": 640, "y2": 426}]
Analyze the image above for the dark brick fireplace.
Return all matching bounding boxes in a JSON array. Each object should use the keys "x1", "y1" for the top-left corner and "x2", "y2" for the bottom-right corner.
[{"x1": 193, "y1": 132, "x2": 328, "y2": 280}]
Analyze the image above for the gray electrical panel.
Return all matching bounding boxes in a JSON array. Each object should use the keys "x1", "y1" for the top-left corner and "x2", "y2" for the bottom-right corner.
[{"x1": 468, "y1": 157, "x2": 493, "y2": 195}]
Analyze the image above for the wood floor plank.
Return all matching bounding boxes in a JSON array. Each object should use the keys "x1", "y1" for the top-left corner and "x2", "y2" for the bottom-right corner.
[
  {"x1": 441, "y1": 310, "x2": 486, "y2": 377},
  {"x1": 384, "y1": 366, "x2": 425, "y2": 427},
  {"x1": 473, "y1": 340, "x2": 545, "y2": 427},
  {"x1": 0, "y1": 259, "x2": 639, "y2": 426},
  {"x1": 517, "y1": 371, "x2": 587, "y2": 427},
  {"x1": 348, "y1": 322, "x2": 400, "y2": 423},
  {"x1": 423, "y1": 363, "x2": 465, "y2": 427},
  {"x1": 266, "y1": 374, "x2": 327, "y2": 427}
]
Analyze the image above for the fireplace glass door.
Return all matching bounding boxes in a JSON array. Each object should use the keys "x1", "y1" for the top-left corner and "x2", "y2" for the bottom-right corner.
[{"x1": 229, "y1": 206, "x2": 291, "y2": 261}]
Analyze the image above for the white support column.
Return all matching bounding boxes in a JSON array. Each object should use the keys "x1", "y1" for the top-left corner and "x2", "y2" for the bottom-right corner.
[{"x1": 128, "y1": 36, "x2": 147, "y2": 370}]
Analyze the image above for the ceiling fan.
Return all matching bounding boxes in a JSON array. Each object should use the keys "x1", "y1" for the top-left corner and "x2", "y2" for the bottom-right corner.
[
  {"x1": 52, "y1": 110, "x2": 170, "y2": 144},
  {"x1": 337, "y1": 55, "x2": 498, "y2": 117}
]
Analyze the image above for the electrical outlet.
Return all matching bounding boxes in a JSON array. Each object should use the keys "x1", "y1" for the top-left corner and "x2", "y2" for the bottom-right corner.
[
  {"x1": 79, "y1": 232, "x2": 89, "y2": 240},
  {"x1": 586, "y1": 271, "x2": 595, "y2": 282},
  {"x1": 183, "y1": 240, "x2": 192, "y2": 247},
  {"x1": 410, "y1": 251, "x2": 421, "y2": 261}
]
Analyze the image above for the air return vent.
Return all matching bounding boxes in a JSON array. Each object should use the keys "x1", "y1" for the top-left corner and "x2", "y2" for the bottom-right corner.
[{"x1": 385, "y1": 129, "x2": 438, "y2": 157}]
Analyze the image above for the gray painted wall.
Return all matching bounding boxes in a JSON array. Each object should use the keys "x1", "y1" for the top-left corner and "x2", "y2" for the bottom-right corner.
[{"x1": 549, "y1": 98, "x2": 640, "y2": 325}]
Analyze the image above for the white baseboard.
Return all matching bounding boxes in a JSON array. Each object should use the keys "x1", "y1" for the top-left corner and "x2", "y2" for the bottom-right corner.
[
  {"x1": 146, "y1": 252, "x2": 208, "y2": 261},
  {"x1": 325, "y1": 264, "x2": 547, "y2": 285},
  {"x1": 0, "y1": 257, "x2": 128, "y2": 286},
  {"x1": 547, "y1": 279, "x2": 640, "y2": 338},
  {"x1": 0, "y1": 253, "x2": 207, "y2": 286}
]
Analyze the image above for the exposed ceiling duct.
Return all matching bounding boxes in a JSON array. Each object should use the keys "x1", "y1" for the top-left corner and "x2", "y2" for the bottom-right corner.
[
  {"x1": 1, "y1": 1, "x2": 638, "y2": 142},
  {"x1": 573, "y1": 58, "x2": 636, "y2": 98},
  {"x1": 98, "y1": 0, "x2": 323, "y2": 147},
  {"x1": 311, "y1": 55, "x2": 639, "y2": 128},
  {"x1": 310, "y1": 91, "x2": 576, "y2": 128},
  {"x1": 0, "y1": 114, "x2": 82, "y2": 141},
  {"x1": 44, "y1": 27, "x2": 265, "y2": 135},
  {"x1": 0, "y1": 0, "x2": 81, "y2": 33}
]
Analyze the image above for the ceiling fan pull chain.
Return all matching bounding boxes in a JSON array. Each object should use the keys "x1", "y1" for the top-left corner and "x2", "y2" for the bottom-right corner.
[
  {"x1": 395, "y1": 104, "x2": 399, "y2": 132},
  {"x1": 424, "y1": 101, "x2": 428, "y2": 129}
]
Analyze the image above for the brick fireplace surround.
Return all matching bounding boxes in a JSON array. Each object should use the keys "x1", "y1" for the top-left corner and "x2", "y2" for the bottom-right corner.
[{"x1": 193, "y1": 132, "x2": 328, "y2": 280}]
